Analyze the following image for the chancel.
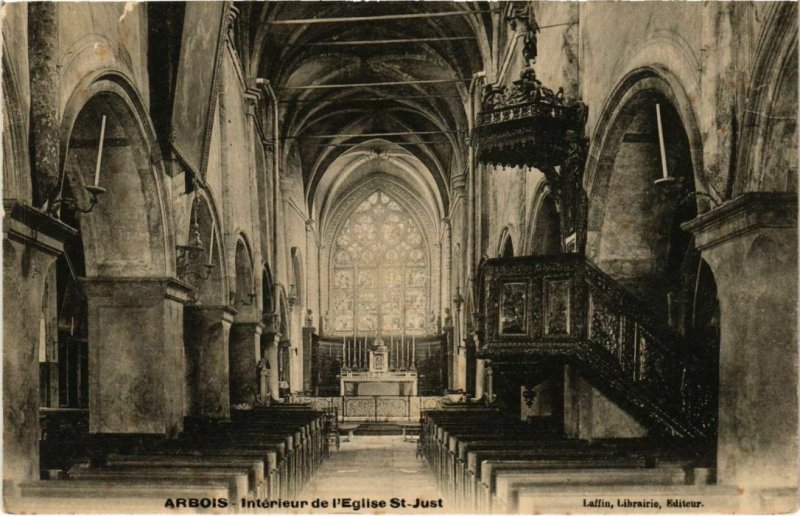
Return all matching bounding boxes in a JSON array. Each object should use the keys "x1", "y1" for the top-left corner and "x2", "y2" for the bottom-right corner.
[{"x1": 2, "y1": 1, "x2": 797, "y2": 514}]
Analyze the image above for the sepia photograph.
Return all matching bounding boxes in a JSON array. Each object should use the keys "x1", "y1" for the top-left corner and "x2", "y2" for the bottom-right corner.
[{"x1": 1, "y1": 1, "x2": 798, "y2": 514}]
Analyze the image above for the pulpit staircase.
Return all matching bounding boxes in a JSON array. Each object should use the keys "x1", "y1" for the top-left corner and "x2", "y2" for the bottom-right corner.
[{"x1": 477, "y1": 254, "x2": 718, "y2": 441}]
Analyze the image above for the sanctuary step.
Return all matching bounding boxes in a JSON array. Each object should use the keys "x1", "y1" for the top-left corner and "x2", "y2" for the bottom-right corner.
[
  {"x1": 353, "y1": 422, "x2": 406, "y2": 435},
  {"x1": 15, "y1": 404, "x2": 329, "y2": 513}
]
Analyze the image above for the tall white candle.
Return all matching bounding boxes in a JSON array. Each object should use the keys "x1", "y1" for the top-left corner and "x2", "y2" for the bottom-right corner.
[
  {"x1": 94, "y1": 115, "x2": 107, "y2": 187},
  {"x1": 207, "y1": 224, "x2": 215, "y2": 265},
  {"x1": 655, "y1": 103, "x2": 669, "y2": 179}
]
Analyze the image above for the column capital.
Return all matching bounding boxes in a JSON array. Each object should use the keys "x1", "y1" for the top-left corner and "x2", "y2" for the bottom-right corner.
[
  {"x1": 681, "y1": 192, "x2": 796, "y2": 252},
  {"x1": 231, "y1": 320, "x2": 265, "y2": 334},
  {"x1": 451, "y1": 173, "x2": 467, "y2": 192},
  {"x1": 185, "y1": 304, "x2": 238, "y2": 324},
  {"x1": 81, "y1": 276, "x2": 194, "y2": 304}
]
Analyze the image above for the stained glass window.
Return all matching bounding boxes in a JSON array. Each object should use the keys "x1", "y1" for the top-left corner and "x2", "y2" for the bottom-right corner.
[{"x1": 331, "y1": 191, "x2": 429, "y2": 335}]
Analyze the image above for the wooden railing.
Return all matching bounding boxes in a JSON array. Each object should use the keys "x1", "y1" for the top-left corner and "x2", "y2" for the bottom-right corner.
[{"x1": 478, "y1": 254, "x2": 717, "y2": 439}]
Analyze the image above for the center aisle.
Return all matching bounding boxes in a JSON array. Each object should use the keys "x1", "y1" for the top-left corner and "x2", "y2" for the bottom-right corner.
[{"x1": 301, "y1": 435, "x2": 447, "y2": 513}]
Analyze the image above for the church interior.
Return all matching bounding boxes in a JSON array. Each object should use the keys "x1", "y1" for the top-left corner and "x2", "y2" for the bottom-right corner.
[{"x1": 2, "y1": 1, "x2": 798, "y2": 513}]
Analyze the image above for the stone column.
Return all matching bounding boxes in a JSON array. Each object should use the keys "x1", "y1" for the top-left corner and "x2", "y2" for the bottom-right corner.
[
  {"x1": 465, "y1": 335, "x2": 477, "y2": 396},
  {"x1": 290, "y1": 308, "x2": 303, "y2": 394},
  {"x1": 279, "y1": 339, "x2": 292, "y2": 395},
  {"x1": 474, "y1": 331, "x2": 485, "y2": 400},
  {"x1": 485, "y1": 363, "x2": 494, "y2": 403},
  {"x1": 27, "y1": 3, "x2": 60, "y2": 207},
  {"x1": 474, "y1": 359, "x2": 485, "y2": 399},
  {"x1": 683, "y1": 193, "x2": 797, "y2": 508},
  {"x1": 184, "y1": 305, "x2": 237, "y2": 419},
  {"x1": 302, "y1": 316, "x2": 315, "y2": 394},
  {"x1": 3, "y1": 203, "x2": 75, "y2": 492},
  {"x1": 456, "y1": 345, "x2": 467, "y2": 392},
  {"x1": 229, "y1": 321, "x2": 263, "y2": 406},
  {"x1": 82, "y1": 277, "x2": 192, "y2": 435},
  {"x1": 262, "y1": 332, "x2": 281, "y2": 400},
  {"x1": 443, "y1": 319, "x2": 455, "y2": 390}
]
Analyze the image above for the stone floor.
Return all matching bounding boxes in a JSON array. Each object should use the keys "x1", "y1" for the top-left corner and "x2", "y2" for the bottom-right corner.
[{"x1": 301, "y1": 436, "x2": 448, "y2": 513}]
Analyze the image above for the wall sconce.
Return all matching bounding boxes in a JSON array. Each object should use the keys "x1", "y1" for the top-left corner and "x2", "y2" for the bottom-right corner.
[
  {"x1": 50, "y1": 115, "x2": 109, "y2": 216},
  {"x1": 237, "y1": 287, "x2": 258, "y2": 306},
  {"x1": 176, "y1": 215, "x2": 214, "y2": 284},
  {"x1": 49, "y1": 185, "x2": 106, "y2": 215},
  {"x1": 453, "y1": 285, "x2": 464, "y2": 314}
]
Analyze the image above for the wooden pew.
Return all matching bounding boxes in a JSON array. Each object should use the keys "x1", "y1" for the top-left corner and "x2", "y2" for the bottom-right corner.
[
  {"x1": 492, "y1": 467, "x2": 688, "y2": 513},
  {"x1": 104, "y1": 454, "x2": 266, "y2": 498},
  {"x1": 66, "y1": 464, "x2": 251, "y2": 501},
  {"x1": 158, "y1": 441, "x2": 286, "y2": 498},
  {"x1": 16, "y1": 479, "x2": 229, "y2": 513},
  {"x1": 472, "y1": 455, "x2": 647, "y2": 512},
  {"x1": 21, "y1": 406, "x2": 328, "y2": 510}
]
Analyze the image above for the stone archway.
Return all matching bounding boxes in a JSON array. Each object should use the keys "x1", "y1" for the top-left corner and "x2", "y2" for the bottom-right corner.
[
  {"x1": 60, "y1": 76, "x2": 188, "y2": 436},
  {"x1": 586, "y1": 72, "x2": 699, "y2": 316},
  {"x1": 527, "y1": 186, "x2": 562, "y2": 256},
  {"x1": 585, "y1": 68, "x2": 721, "y2": 446},
  {"x1": 182, "y1": 193, "x2": 235, "y2": 418},
  {"x1": 260, "y1": 264, "x2": 280, "y2": 400},
  {"x1": 229, "y1": 236, "x2": 263, "y2": 406},
  {"x1": 498, "y1": 229, "x2": 514, "y2": 258}
]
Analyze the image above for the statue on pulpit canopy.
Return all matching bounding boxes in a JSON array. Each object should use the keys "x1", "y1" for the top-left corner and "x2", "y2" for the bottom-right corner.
[
  {"x1": 305, "y1": 309, "x2": 314, "y2": 328},
  {"x1": 507, "y1": 2, "x2": 540, "y2": 66}
]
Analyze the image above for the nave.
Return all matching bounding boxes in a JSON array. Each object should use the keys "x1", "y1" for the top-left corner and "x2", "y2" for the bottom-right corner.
[{"x1": 303, "y1": 436, "x2": 445, "y2": 513}]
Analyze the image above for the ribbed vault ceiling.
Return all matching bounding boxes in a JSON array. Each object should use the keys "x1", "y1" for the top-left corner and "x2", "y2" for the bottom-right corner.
[{"x1": 238, "y1": 1, "x2": 496, "y2": 216}]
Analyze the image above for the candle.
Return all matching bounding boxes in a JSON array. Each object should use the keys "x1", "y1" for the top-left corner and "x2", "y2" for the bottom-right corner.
[
  {"x1": 655, "y1": 103, "x2": 669, "y2": 179},
  {"x1": 94, "y1": 115, "x2": 107, "y2": 186},
  {"x1": 412, "y1": 336, "x2": 415, "y2": 365},
  {"x1": 207, "y1": 224, "x2": 215, "y2": 265}
]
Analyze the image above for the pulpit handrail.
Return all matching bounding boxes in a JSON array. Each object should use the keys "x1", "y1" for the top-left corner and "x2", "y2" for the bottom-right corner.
[{"x1": 478, "y1": 254, "x2": 716, "y2": 438}]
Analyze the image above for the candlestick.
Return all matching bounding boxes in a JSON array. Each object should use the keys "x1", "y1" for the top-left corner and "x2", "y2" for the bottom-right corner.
[{"x1": 94, "y1": 115, "x2": 107, "y2": 187}]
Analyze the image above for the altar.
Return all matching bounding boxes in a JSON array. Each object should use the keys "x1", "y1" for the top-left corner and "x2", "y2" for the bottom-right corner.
[
  {"x1": 340, "y1": 371, "x2": 418, "y2": 396},
  {"x1": 339, "y1": 336, "x2": 418, "y2": 396}
]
